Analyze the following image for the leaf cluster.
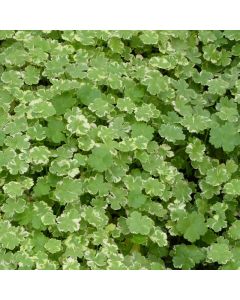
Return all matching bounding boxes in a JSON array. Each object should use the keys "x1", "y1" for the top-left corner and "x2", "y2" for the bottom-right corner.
[{"x1": 0, "y1": 30, "x2": 240, "y2": 269}]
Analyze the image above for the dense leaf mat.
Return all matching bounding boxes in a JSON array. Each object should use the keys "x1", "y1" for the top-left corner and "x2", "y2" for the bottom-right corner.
[{"x1": 0, "y1": 30, "x2": 240, "y2": 269}]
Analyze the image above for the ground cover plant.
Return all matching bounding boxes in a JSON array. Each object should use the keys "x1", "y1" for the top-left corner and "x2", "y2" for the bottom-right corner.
[{"x1": 0, "y1": 30, "x2": 240, "y2": 270}]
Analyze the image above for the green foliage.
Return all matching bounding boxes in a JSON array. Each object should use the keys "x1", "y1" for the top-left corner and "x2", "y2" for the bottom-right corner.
[
  {"x1": 172, "y1": 245, "x2": 205, "y2": 269},
  {"x1": 0, "y1": 30, "x2": 240, "y2": 269},
  {"x1": 176, "y1": 212, "x2": 207, "y2": 242},
  {"x1": 209, "y1": 123, "x2": 240, "y2": 152},
  {"x1": 44, "y1": 239, "x2": 62, "y2": 254},
  {"x1": 126, "y1": 211, "x2": 154, "y2": 235},
  {"x1": 207, "y1": 240, "x2": 232, "y2": 264}
]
